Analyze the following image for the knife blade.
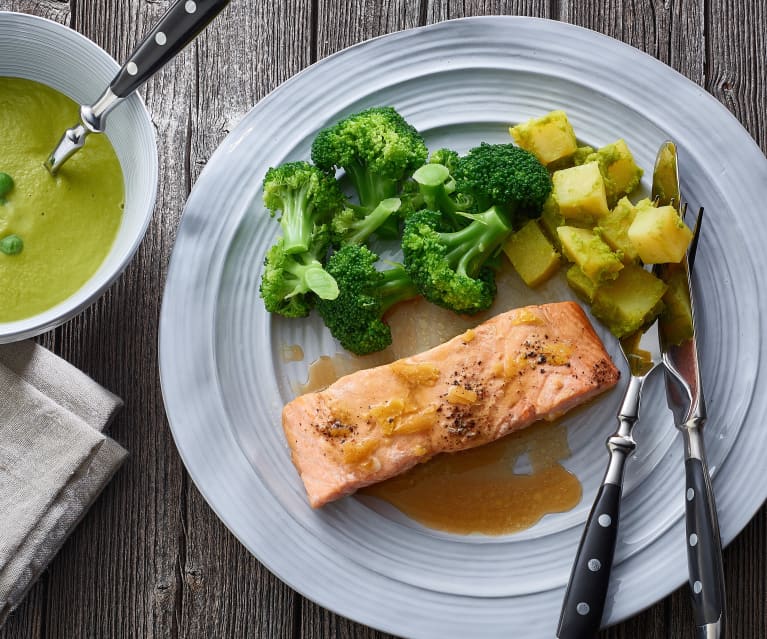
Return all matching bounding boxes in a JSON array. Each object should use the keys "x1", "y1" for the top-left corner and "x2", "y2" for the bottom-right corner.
[{"x1": 652, "y1": 141, "x2": 727, "y2": 639}]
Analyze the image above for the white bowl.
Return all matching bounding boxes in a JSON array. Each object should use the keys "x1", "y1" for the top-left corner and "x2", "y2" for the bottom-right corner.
[{"x1": 0, "y1": 12, "x2": 158, "y2": 342}]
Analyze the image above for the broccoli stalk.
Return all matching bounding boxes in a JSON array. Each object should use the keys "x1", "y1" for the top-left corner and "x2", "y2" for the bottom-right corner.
[
  {"x1": 376, "y1": 267, "x2": 418, "y2": 311},
  {"x1": 344, "y1": 162, "x2": 401, "y2": 214},
  {"x1": 402, "y1": 207, "x2": 512, "y2": 314},
  {"x1": 331, "y1": 197, "x2": 401, "y2": 246},
  {"x1": 259, "y1": 226, "x2": 338, "y2": 318},
  {"x1": 412, "y1": 163, "x2": 474, "y2": 229},
  {"x1": 263, "y1": 161, "x2": 345, "y2": 254},
  {"x1": 311, "y1": 106, "x2": 428, "y2": 241},
  {"x1": 317, "y1": 244, "x2": 419, "y2": 355}
]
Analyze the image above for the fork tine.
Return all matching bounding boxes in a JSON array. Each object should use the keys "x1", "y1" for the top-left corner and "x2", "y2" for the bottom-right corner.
[{"x1": 688, "y1": 206, "x2": 704, "y2": 272}]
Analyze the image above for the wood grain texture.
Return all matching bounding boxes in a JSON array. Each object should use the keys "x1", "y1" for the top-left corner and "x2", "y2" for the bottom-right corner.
[
  {"x1": 316, "y1": 0, "x2": 422, "y2": 59},
  {"x1": 0, "y1": 0, "x2": 67, "y2": 21},
  {"x1": 707, "y1": 0, "x2": 767, "y2": 152},
  {"x1": 0, "y1": 0, "x2": 765, "y2": 638},
  {"x1": 426, "y1": 0, "x2": 555, "y2": 20}
]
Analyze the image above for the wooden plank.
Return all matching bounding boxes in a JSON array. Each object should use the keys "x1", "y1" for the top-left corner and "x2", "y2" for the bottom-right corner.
[
  {"x1": 0, "y1": 0, "x2": 68, "y2": 21},
  {"x1": 721, "y1": 515, "x2": 767, "y2": 639},
  {"x1": 426, "y1": 0, "x2": 554, "y2": 21},
  {"x1": 0, "y1": 0, "x2": 195, "y2": 636},
  {"x1": 706, "y1": 0, "x2": 767, "y2": 152},
  {"x1": 0, "y1": 579, "x2": 45, "y2": 639},
  {"x1": 178, "y1": 2, "x2": 310, "y2": 636},
  {"x1": 315, "y1": 0, "x2": 422, "y2": 59}
]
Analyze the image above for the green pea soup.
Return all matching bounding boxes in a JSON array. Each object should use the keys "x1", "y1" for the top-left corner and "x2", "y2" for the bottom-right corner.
[{"x1": 0, "y1": 77, "x2": 124, "y2": 322}]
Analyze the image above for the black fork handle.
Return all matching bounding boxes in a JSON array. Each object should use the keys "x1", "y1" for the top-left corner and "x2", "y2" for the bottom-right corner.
[{"x1": 558, "y1": 432, "x2": 633, "y2": 639}]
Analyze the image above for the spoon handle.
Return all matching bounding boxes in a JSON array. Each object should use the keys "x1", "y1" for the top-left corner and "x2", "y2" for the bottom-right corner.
[{"x1": 110, "y1": 0, "x2": 231, "y2": 98}]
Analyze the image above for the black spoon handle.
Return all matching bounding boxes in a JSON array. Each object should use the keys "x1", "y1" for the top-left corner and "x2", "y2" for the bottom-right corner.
[
  {"x1": 684, "y1": 427, "x2": 726, "y2": 636},
  {"x1": 110, "y1": 0, "x2": 231, "y2": 98},
  {"x1": 557, "y1": 446, "x2": 629, "y2": 639}
]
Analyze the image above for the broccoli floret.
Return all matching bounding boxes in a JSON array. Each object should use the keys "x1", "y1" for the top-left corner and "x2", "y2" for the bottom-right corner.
[
  {"x1": 330, "y1": 197, "x2": 401, "y2": 247},
  {"x1": 402, "y1": 207, "x2": 512, "y2": 314},
  {"x1": 412, "y1": 162, "x2": 475, "y2": 229},
  {"x1": 453, "y1": 142, "x2": 552, "y2": 223},
  {"x1": 317, "y1": 244, "x2": 419, "y2": 355},
  {"x1": 429, "y1": 148, "x2": 461, "y2": 173},
  {"x1": 263, "y1": 161, "x2": 345, "y2": 254},
  {"x1": 259, "y1": 225, "x2": 338, "y2": 318},
  {"x1": 311, "y1": 106, "x2": 428, "y2": 238}
]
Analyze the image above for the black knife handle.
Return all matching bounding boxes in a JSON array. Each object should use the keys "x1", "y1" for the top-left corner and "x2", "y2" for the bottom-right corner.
[
  {"x1": 557, "y1": 459, "x2": 626, "y2": 639},
  {"x1": 685, "y1": 453, "x2": 726, "y2": 634},
  {"x1": 110, "y1": 0, "x2": 231, "y2": 98}
]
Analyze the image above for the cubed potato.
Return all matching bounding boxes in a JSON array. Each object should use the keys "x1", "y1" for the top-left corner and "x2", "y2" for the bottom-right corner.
[
  {"x1": 604, "y1": 140, "x2": 643, "y2": 200},
  {"x1": 503, "y1": 220, "x2": 561, "y2": 287},
  {"x1": 582, "y1": 139, "x2": 643, "y2": 206},
  {"x1": 628, "y1": 203, "x2": 693, "y2": 264},
  {"x1": 591, "y1": 264, "x2": 668, "y2": 338},
  {"x1": 595, "y1": 196, "x2": 639, "y2": 264},
  {"x1": 552, "y1": 162, "x2": 610, "y2": 222},
  {"x1": 660, "y1": 264, "x2": 694, "y2": 346},
  {"x1": 509, "y1": 110, "x2": 578, "y2": 167},
  {"x1": 566, "y1": 265, "x2": 598, "y2": 303},
  {"x1": 539, "y1": 194, "x2": 564, "y2": 249},
  {"x1": 557, "y1": 226, "x2": 623, "y2": 284}
]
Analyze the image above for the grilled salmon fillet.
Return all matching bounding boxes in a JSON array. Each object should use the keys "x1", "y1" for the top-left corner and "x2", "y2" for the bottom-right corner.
[{"x1": 283, "y1": 301, "x2": 619, "y2": 507}]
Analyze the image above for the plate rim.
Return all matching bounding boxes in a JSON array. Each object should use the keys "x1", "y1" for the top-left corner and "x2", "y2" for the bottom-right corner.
[{"x1": 160, "y1": 15, "x2": 767, "y2": 637}]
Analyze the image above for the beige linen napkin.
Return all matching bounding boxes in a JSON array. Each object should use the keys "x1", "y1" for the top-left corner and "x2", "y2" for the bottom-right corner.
[{"x1": 0, "y1": 341, "x2": 127, "y2": 625}]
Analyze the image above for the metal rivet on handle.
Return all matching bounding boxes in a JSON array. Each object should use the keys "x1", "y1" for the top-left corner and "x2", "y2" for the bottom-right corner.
[
  {"x1": 155, "y1": 31, "x2": 167, "y2": 45},
  {"x1": 693, "y1": 581, "x2": 702, "y2": 594},
  {"x1": 185, "y1": 1, "x2": 197, "y2": 13},
  {"x1": 598, "y1": 514, "x2": 612, "y2": 527},
  {"x1": 587, "y1": 559, "x2": 601, "y2": 572},
  {"x1": 126, "y1": 62, "x2": 138, "y2": 76},
  {"x1": 687, "y1": 487, "x2": 695, "y2": 501},
  {"x1": 689, "y1": 533, "x2": 698, "y2": 547},
  {"x1": 576, "y1": 602, "x2": 590, "y2": 616}
]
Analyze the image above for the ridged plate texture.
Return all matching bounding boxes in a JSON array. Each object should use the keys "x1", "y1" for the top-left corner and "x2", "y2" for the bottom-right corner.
[{"x1": 160, "y1": 17, "x2": 767, "y2": 638}]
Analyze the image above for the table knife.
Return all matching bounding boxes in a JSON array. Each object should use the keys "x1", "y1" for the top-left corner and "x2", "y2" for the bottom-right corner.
[{"x1": 652, "y1": 141, "x2": 727, "y2": 639}]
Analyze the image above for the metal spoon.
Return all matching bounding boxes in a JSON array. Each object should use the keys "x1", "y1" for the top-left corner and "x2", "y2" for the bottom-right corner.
[{"x1": 46, "y1": 0, "x2": 231, "y2": 175}]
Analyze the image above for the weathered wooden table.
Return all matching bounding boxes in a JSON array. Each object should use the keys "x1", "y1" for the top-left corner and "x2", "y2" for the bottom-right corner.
[{"x1": 1, "y1": 1, "x2": 764, "y2": 637}]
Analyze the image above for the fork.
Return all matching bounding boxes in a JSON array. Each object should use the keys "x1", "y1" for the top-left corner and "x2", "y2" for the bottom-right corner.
[{"x1": 557, "y1": 321, "x2": 663, "y2": 638}]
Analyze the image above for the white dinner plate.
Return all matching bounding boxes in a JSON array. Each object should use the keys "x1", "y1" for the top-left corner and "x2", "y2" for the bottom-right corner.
[{"x1": 159, "y1": 17, "x2": 767, "y2": 638}]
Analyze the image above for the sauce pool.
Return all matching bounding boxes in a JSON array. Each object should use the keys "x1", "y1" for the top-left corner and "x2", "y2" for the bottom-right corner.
[{"x1": 362, "y1": 420, "x2": 581, "y2": 535}]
